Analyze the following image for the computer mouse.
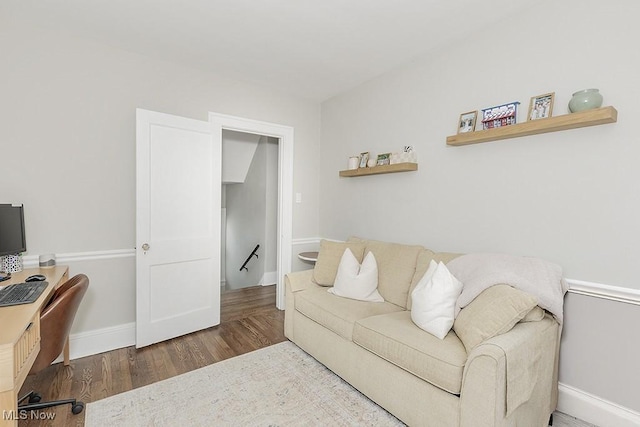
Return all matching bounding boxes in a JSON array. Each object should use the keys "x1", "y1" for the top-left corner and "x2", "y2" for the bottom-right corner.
[{"x1": 26, "y1": 274, "x2": 47, "y2": 282}]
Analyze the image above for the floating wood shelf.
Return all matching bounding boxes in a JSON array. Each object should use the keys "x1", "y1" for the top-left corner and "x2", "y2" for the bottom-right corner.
[
  {"x1": 339, "y1": 162, "x2": 418, "y2": 177},
  {"x1": 446, "y1": 106, "x2": 618, "y2": 146}
]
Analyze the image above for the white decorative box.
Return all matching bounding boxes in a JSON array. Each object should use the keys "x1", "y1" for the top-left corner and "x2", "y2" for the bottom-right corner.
[{"x1": 390, "y1": 152, "x2": 417, "y2": 164}]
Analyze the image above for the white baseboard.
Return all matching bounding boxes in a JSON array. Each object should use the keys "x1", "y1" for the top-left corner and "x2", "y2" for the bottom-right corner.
[
  {"x1": 259, "y1": 271, "x2": 278, "y2": 286},
  {"x1": 558, "y1": 382, "x2": 640, "y2": 427},
  {"x1": 54, "y1": 322, "x2": 135, "y2": 363}
]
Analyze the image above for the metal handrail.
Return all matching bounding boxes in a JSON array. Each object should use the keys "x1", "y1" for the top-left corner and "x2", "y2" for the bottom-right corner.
[{"x1": 240, "y1": 244, "x2": 260, "y2": 272}]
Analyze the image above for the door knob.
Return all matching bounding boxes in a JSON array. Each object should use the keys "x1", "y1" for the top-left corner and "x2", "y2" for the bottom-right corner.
[{"x1": 142, "y1": 243, "x2": 150, "y2": 251}]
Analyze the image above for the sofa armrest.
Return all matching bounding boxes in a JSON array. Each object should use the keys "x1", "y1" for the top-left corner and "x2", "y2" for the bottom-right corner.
[
  {"x1": 285, "y1": 269, "x2": 315, "y2": 293},
  {"x1": 284, "y1": 270, "x2": 315, "y2": 339},
  {"x1": 459, "y1": 316, "x2": 559, "y2": 427}
]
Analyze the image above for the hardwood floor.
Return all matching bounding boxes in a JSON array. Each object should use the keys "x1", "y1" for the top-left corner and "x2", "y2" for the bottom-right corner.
[{"x1": 17, "y1": 285, "x2": 285, "y2": 427}]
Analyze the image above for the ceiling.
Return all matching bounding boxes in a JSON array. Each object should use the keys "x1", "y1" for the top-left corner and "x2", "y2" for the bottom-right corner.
[{"x1": 3, "y1": 1, "x2": 534, "y2": 102}]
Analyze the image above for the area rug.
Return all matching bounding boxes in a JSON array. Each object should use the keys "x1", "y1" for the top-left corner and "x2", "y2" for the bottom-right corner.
[{"x1": 85, "y1": 342, "x2": 403, "y2": 426}]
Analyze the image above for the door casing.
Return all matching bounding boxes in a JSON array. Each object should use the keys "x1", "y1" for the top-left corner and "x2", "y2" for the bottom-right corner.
[{"x1": 209, "y1": 112, "x2": 293, "y2": 310}]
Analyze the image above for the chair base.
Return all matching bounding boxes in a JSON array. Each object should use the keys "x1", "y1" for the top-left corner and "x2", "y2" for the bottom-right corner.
[{"x1": 18, "y1": 390, "x2": 84, "y2": 415}]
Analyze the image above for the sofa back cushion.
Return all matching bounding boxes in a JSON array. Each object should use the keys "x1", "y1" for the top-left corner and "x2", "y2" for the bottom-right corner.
[
  {"x1": 313, "y1": 240, "x2": 366, "y2": 286},
  {"x1": 407, "y1": 249, "x2": 462, "y2": 309},
  {"x1": 349, "y1": 237, "x2": 423, "y2": 308}
]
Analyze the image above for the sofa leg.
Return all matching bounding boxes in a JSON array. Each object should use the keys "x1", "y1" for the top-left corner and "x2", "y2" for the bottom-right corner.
[{"x1": 549, "y1": 413, "x2": 553, "y2": 426}]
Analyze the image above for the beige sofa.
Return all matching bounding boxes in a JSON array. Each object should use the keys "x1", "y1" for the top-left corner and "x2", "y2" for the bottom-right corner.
[{"x1": 284, "y1": 238, "x2": 560, "y2": 427}]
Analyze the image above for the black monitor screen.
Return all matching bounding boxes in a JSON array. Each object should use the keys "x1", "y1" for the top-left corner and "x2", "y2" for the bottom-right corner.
[{"x1": 0, "y1": 204, "x2": 26, "y2": 256}]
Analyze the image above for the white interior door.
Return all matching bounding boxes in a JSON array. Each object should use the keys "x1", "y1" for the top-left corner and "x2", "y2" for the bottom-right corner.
[{"x1": 136, "y1": 108, "x2": 221, "y2": 348}]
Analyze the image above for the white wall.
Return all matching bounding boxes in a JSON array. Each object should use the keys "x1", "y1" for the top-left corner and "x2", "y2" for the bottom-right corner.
[
  {"x1": 221, "y1": 129, "x2": 260, "y2": 183},
  {"x1": 320, "y1": 0, "x2": 640, "y2": 418},
  {"x1": 0, "y1": 20, "x2": 320, "y2": 345}
]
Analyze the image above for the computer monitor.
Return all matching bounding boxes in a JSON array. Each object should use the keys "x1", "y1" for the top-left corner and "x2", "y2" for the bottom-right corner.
[{"x1": 0, "y1": 204, "x2": 27, "y2": 257}]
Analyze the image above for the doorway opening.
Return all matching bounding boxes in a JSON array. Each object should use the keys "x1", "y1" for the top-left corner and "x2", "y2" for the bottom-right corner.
[
  {"x1": 221, "y1": 131, "x2": 278, "y2": 293},
  {"x1": 210, "y1": 112, "x2": 293, "y2": 311}
]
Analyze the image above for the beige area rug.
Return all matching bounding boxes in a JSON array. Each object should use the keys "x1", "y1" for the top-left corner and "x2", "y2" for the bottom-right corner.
[{"x1": 85, "y1": 342, "x2": 404, "y2": 426}]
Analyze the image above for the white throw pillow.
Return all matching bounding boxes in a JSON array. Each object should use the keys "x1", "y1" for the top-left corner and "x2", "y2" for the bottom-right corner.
[
  {"x1": 411, "y1": 260, "x2": 463, "y2": 339},
  {"x1": 328, "y1": 249, "x2": 384, "y2": 302}
]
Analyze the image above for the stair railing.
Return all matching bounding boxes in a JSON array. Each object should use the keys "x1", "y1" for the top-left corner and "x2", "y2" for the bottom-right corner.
[{"x1": 240, "y1": 244, "x2": 260, "y2": 272}]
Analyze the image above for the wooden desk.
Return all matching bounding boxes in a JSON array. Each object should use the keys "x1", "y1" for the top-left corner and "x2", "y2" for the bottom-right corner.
[{"x1": 0, "y1": 266, "x2": 68, "y2": 425}]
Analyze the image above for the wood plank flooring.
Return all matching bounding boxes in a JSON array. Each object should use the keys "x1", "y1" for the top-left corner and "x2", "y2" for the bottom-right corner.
[{"x1": 17, "y1": 285, "x2": 285, "y2": 427}]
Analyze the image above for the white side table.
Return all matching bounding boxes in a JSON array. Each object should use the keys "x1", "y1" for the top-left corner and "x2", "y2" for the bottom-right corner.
[{"x1": 297, "y1": 251, "x2": 319, "y2": 263}]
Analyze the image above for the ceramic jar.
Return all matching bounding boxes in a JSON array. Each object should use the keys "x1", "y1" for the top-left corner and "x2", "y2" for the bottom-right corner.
[{"x1": 568, "y1": 89, "x2": 603, "y2": 113}]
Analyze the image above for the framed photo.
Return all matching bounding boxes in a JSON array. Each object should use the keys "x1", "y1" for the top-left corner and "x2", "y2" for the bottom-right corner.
[
  {"x1": 358, "y1": 152, "x2": 369, "y2": 168},
  {"x1": 481, "y1": 102, "x2": 520, "y2": 130},
  {"x1": 376, "y1": 153, "x2": 391, "y2": 166},
  {"x1": 528, "y1": 92, "x2": 555, "y2": 121},
  {"x1": 458, "y1": 111, "x2": 477, "y2": 134}
]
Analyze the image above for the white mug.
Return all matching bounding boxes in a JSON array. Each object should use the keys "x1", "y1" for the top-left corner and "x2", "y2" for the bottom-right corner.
[{"x1": 348, "y1": 156, "x2": 359, "y2": 170}]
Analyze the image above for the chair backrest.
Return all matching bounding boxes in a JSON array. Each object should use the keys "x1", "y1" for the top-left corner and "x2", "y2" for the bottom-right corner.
[
  {"x1": 30, "y1": 274, "x2": 89, "y2": 373},
  {"x1": 45, "y1": 273, "x2": 86, "y2": 308}
]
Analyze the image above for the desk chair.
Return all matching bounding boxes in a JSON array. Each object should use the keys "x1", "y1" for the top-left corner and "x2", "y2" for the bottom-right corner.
[{"x1": 18, "y1": 274, "x2": 89, "y2": 415}]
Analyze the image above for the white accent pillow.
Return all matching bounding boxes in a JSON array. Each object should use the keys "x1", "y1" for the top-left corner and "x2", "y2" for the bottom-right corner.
[
  {"x1": 328, "y1": 249, "x2": 384, "y2": 302},
  {"x1": 411, "y1": 260, "x2": 463, "y2": 339}
]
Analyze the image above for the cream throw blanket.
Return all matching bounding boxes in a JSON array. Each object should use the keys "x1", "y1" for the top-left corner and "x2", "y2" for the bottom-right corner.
[
  {"x1": 447, "y1": 253, "x2": 568, "y2": 416},
  {"x1": 448, "y1": 252, "x2": 568, "y2": 324}
]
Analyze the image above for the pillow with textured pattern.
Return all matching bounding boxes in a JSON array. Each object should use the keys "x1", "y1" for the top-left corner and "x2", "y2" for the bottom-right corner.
[{"x1": 453, "y1": 284, "x2": 538, "y2": 353}]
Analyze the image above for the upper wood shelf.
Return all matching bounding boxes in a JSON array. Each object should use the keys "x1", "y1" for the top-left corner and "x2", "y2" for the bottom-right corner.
[
  {"x1": 446, "y1": 106, "x2": 618, "y2": 146},
  {"x1": 339, "y1": 162, "x2": 418, "y2": 177}
]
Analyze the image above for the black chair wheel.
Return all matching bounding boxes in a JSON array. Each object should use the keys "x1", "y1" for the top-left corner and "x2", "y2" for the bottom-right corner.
[
  {"x1": 72, "y1": 402, "x2": 84, "y2": 415},
  {"x1": 29, "y1": 393, "x2": 42, "y2": 403}
]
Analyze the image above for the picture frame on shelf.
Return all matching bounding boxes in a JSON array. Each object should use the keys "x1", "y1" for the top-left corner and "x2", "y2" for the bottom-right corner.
[
  {"x1": 528, "y1": 92, "x2": 555, "y2": 121},
  {"x1": 458, "y1": 111, "x2": 477, "y2": 134},
  {"x1": 359, "y1": 152, "x2": 370, "y2": 168},
  {"x1": 481, "y1": 102, "x2": 520, "y2": 130},
  {"x1": 376, "y1": 153, "x2": 391, "y2": 166}
]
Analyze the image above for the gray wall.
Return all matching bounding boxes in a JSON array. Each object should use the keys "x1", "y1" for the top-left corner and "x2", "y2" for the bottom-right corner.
[
  {"x1": 0, "y1": 19, "x2": 320, "y2": 334},
  {"x1": 222, "y1": 129, "x2": 260, "y2": 183},
  {"x1": 319, "y1": 0, "x2": 639, "y2": 413}
]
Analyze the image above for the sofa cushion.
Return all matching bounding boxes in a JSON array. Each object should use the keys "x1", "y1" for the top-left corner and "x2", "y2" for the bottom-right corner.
[
  {"x1": 313, "y1": 240, "x2": 366, "y2": 286},
  {"x1": 353, "y1": 311, "x2": 467, "y2": 394},
  {"x1": 407, "y1": 249, "x2": 463, "y2": 309},
  {"x1": 453, "y1": 285, "x2": 538, "y2": 353},
  {"x1": 348, "y1": 237, "x2": 423, "y2": 308},
  {"x1": 295, "y1": 286, "x2": 402, "y2": 341}
]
